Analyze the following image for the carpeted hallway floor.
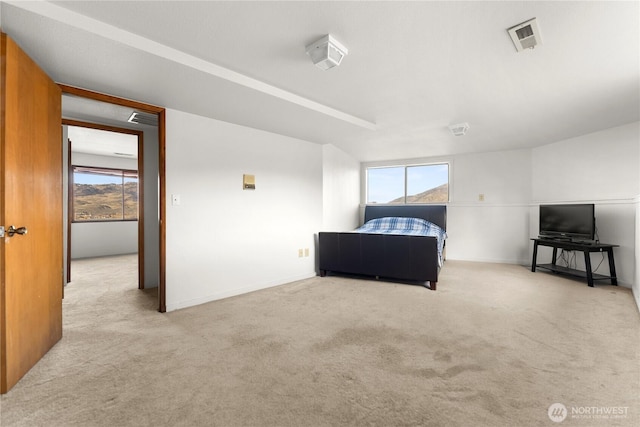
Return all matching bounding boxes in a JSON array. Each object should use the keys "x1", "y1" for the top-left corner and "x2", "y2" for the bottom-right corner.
[{"x1": 0, "y1": 255, "x2": 638, "y2": 426}]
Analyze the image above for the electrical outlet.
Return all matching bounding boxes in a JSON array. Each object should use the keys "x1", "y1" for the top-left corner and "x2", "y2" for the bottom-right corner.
[
  {"x1": 304, "y1": 248, "x2": 309, "y2": 257},
  {"x1": 171, "y1": 194, "x2": 181, "y2": 205},
  {"x1": 478, "y1": 194, "x2": 485, "y2": 202},
  {"x1": 298, "y1": 249, "x2": 303, "y2": 258}
]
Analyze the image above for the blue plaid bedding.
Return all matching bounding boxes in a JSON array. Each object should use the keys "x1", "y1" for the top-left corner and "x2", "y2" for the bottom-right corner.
[{"x1": 355, "y1": 217, "x2": 447, "y2": 266}]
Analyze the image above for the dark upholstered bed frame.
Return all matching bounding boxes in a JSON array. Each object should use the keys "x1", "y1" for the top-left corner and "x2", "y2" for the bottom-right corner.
[{"x1": 318, "y1": 205, "x2": 447, "y2": 290}]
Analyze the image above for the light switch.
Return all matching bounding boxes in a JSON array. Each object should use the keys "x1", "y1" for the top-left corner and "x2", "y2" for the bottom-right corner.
[{"x1": 171, "y1": 194, "x2": 181, "y2": 206}]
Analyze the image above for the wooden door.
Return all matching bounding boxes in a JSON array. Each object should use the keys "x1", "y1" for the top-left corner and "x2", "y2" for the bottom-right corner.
[{"x1": 0, "y1": 33, "x2": 63, "y2": 393}]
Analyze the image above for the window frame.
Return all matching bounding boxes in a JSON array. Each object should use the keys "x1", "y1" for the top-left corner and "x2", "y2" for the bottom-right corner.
[
  {"x1": 71, "y1": 165, "x2": 139, "y2": 223},
  {"x1": 365, "y1": 162, "x2": 450, "y2": 205}
]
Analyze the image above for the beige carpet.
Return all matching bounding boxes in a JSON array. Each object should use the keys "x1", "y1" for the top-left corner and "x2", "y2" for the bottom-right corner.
[{"x1": 1, "y1": 255, "x2": 638, "y2": 426}]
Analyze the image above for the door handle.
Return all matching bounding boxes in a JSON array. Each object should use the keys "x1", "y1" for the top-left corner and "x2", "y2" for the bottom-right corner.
[{"x1": 7, "y1": 225, "x2": 28, "y2": 237}]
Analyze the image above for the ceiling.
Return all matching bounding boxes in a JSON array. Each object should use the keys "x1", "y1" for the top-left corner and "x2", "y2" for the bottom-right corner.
[
  {"x1": 2, "y1": 1, "x2": 638, "y2": 162},
  {"x1": 67, "y1": 123, "x2": 139, "y2": 159}
]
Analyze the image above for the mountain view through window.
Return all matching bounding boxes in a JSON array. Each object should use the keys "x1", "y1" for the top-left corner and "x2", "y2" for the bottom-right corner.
[
  {"x1": 367, "y1": 164, "x2": 449, "y2": 204},
  {"x1": 73, "y1": 166, "x2": 138, "y2": 221}
]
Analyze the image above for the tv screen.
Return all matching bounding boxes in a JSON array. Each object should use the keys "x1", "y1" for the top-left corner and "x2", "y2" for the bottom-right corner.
[{"x1": 539, "y1": 204, "x2": 595, "y2": 241}]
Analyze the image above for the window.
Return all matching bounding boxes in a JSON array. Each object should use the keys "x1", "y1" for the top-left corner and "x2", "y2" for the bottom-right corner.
[
  {"x1": 72, "y1": 166, "x2": 138, "y2": 221},
  {"x1": 366, "y1": 163, "x2": 449, "y2": 204}
]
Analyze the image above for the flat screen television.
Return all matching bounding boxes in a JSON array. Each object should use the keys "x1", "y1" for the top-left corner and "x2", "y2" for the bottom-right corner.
[{"x1": 539, "y1": 204, "x2": 595, "y2": 242}]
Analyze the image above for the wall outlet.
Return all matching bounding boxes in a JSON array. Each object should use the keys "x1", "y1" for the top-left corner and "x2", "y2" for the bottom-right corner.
[
  {"x1": 304, "y1": 248, "x2": 309, "y2": 257},
  {"x1": 478, "y1": 193, "x2": 485, "y2": 202},
  {"x1": 171, "y1": 194, "x2": 181, "y2": 205},
  {"x1": 298, "y1": 249, "x2": 303, "y2": 258}
]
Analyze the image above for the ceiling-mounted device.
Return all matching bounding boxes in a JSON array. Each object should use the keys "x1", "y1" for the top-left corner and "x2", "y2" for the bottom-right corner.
[
  {"x1": 508, "y1": 18, "x2": 542, "y2": 52},
  {"x1": 305, "y1": 34, "x2": 348, "y2": 70},
  {"x1": 127, "y1": 111, "x2": 158, "y2": 126},
  {"x1": 449, "y1": 123, "x2": 469, "y2": 137}
]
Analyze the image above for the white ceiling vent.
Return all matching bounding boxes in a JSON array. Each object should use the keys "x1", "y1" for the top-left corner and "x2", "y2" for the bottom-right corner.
[
  {"x1": 127, "y1": 111, "x2": 158, "y2": 126},
  {"x1": 507, "y1": 18, "x2": 542, "y2": 52}
]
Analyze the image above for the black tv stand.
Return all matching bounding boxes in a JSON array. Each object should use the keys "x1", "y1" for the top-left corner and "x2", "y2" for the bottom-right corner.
[{"x1": 531, "y1": 238, "x2": 618, "y2": 287}]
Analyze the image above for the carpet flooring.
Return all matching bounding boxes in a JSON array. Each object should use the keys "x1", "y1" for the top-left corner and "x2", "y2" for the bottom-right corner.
[{"x1": 0, "y1": 255, "x2": 638, "y2": 426}]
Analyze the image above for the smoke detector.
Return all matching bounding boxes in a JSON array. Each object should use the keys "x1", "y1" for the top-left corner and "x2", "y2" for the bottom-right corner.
[
  {"x1": 305, "y1": 34, "x2": 348, "y2": 70},
  {"x1": 449, "y1": 123, "x2": 469, "y2": 136},
  {"x1": 508, "y1": 18, "x2": 542, "y2": 52},
  {"x1": 127, "y1": 111, "x2": 158, "y2": 126}
]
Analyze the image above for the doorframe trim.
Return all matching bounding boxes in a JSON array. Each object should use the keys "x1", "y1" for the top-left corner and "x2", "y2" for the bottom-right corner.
[
  {"x1": 59, "y1": 85, "x2": 167, "y2": 312},
  {"x1": 63, "y1": 119, "x2": 145, "y2": 289}
]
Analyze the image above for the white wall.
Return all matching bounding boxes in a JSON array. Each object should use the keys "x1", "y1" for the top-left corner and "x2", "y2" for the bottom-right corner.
[
  {"x1": 362, "y1": 149, "x2": 533, "y2": 264},
  {"x1": 165, "y1": 109, "x2": 322, "y2": 311},
  {"x1": 531, "y1": 122, "x2": 639, "y2": 288},
  {"x1": 531, "y1": 123, "x2": 639, "y2": 202},
  {"x1": 448, "y1": 149, "x2": 532, "y2": 264},
  {"x1": 70, "y1": 152, "x2": 138, "y2": 259},
  {"x1": 322, "y1": 144, "x2": 360, "y2": 231},
  {"x1": 71, "y1": 221, "x2": 138, "y2": 258}
]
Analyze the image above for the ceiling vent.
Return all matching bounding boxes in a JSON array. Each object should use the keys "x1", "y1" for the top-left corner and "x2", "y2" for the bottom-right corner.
[
  {"x1": 449, "y1": 123, "x2": 469, "y2": 137},
  {"x1": 127, "y1": 111, "x2": 158, "y2": 126},
  {"x1": 305, "y1": 34, "x2": 348, "y2": 70},
  {"x1": 507, "y1": 18, "x2": 542, "y2": 52}
]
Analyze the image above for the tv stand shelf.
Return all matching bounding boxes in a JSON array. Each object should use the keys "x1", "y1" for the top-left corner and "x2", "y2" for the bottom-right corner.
[
  {"x1": 535, "y1": 263, "x2": 614, "y2": 281},
  {"x1": 531, "y1": 239, "x2": 618, "y2": 287}
]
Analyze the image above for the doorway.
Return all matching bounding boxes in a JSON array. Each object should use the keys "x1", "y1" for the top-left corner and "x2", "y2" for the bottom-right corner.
[
  {"x1": 65, "y1": 122, "x2": 143, "y2": 289},
  {"x1": 60, "y1": 85, "x2": 167, "y2": 313}
]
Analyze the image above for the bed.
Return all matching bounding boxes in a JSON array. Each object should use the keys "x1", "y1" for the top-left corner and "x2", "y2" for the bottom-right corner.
[{"x1": 318, "y1": 205, "x2": 447, "y2": 290}]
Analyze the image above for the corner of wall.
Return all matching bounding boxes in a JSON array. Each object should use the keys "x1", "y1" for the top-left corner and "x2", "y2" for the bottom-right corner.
[{"x1": 322, "y1": 144, "x2": 360, "y2": 231}]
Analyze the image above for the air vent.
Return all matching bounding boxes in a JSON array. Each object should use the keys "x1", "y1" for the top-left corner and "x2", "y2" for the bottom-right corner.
[
  {"x1": 127, "y1": 111, "x2": 158, "y2": 126},
  {"x1": 507, "y1": 18, "x2": 542, "y2": 52}
]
